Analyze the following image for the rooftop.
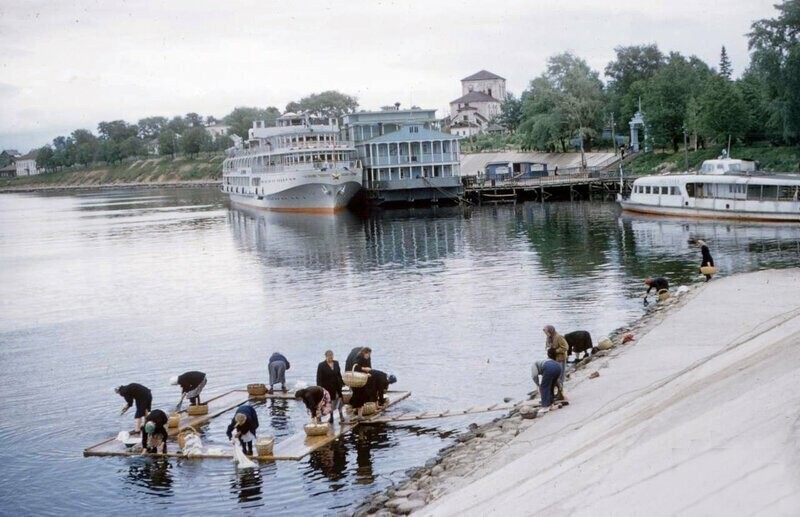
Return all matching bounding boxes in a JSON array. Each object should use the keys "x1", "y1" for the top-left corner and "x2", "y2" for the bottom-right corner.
[
  {"x1": 450, "y1": 91, "x2": 499, "y2": 104},
  {"x1": 462, "y1": 70, "x2": 505, "y2": 82},
  {"x1": 361, "y1": 125, "x2": 458, "y2": 145}
]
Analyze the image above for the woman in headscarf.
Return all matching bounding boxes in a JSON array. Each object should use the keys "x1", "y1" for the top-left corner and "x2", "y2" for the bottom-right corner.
[
  {"x1": 141, "y1": 409, "x2": 169, "y2": 454},
  {"x1": 543, "y1": 325, "x2": 569, "y2": 387},
  {"x1": 226, "y1": 405, "x2": 259, "y2": 455},
  {"x1": 295, "y1": 386, "x2": 333, "y2": 424},
  {"x1": 697, "y1": 240, "x2": 714, "y2": 281},
  {"x1": 349, "y1": 347, "x2": 373, "y2": 420}
]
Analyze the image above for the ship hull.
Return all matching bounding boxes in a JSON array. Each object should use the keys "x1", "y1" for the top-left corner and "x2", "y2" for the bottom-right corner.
[
  {"x1": 227, "y1": 180, "x2": 362, "y2": 213},
  {"x1": 619, "y1": 200, "x2": 800, "y2": 222}
]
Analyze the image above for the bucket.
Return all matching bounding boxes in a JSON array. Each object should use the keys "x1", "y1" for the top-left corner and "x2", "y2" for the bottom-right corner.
[
  {"x1": 167, "y1": 412, "x2": 180, "y2": 428},
  {"x1": 361, "y1": 402, "x2": 378, "y2": 416},
  {"x1": 700, "y1": 266, "x2": 717, "y2": 276},
  {"x1": 657, "y1": 289, "x2": 670, "y2": 302},
  {"x1": 255, "y1": 436, "x2": 274, "y2": 457},
  {"x1": 187, "y1": 404, "x2": 209, "y2": 416},
  {"x1": 341, "y1": 388, "x2": 352, "y2": 404},
  {"x1": 247, "y1": 383, "x2": 268, "y2": 397},
  {"x1": 304, "y1": 422, "x2": 331, "y2": 437},
  {"x1": 597, "y1": 338, "x2": 613, "y2": 351}
]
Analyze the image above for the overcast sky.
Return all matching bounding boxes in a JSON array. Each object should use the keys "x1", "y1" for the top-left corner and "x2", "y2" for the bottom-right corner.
[{"x1": 0, "y1": 0, "x2": 776, "y2": 151}]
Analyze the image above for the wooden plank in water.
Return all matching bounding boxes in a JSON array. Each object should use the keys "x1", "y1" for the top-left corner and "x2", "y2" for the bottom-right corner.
[
  {"x1": 360, "y1": 402, "x2": 516, "y2": 424},
  {"x1": 271, "y1": 391, "x2": 411, "y2": 460},
  {"x1": 84, "y1": 389, "x2": 249, "y2": 457}
]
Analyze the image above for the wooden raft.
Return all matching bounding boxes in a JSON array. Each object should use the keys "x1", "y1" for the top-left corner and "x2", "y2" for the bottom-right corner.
[
  {"x1": 83, "y1": 390, "x2": 411, "y2": 461},
  {"x1": 83, "y1": 389, "x2": 249, "y2": 457},
  {"x1": 359, "y1": 401, "x2": 516, "y2": 424}
]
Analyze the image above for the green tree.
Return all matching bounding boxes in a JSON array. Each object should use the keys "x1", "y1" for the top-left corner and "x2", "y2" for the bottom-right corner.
[
  {"x1": 36, "y1": 146, "x2": 54, "y2": 172},
  {"x1": 719, "y1": 46, "x2": 733, "y2": 79},
  {"x1": 285, "y1": 91, "x2": 358, "y2": 119},
  {"x1": 498, "y1": 93, "x2": 523, "y2": 133},
  {"x1": 120, "y1": 136, "x2": 143, "y2": 159},
  {"x1": 167, "y1": 116, "x2": 188, "y2": 135},
  {"x1": 158, "y1": 129, "x2": 178, "y2": 157},
  {"x1": 605, "y1": 44, "x2": 665, "y2": 126},
  {"x1": 747, "y1": 0, "x2": 800, "y2": 144},
  {"x1": 642, "y1": 52, "x2": 712, "y2": 151},
  {"x1": 137, "y1": 116, "x2": 168, "y2": 139},
  {"x1": 185, "y1": 112, "x2": 204, "y2": 127},
  {"x1": 214, "y1": 135, "x2": 233, "y2": 152},
  {"x1": 181, "y1": 127, "x2": 209, "y2": 157},
  {"x1": 224, "y1": 106, "x2": 280, "y2": 139},
  {"x1": 697, "y1": 74, "x2": 748, "y2": 143},
  {"x1": 71, "y1": 129, "x2": 98, "y2": 166},
  {"x1": 99, "y1": 140, "x2": 121, "y2": 164},
  {"x1": 97, "y1": 120, "x2": 137, "y2": 143}
]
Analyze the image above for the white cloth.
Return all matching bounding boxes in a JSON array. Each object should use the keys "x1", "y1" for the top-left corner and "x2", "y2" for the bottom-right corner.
[{"x1": 240, "y1": 431, "x2": 255, "y2": 443}]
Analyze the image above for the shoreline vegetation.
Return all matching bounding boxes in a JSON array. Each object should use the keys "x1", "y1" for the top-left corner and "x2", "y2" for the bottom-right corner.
[
  {"x1": 1, "y1": 146, "x2": 798, "y2": 193},
  {"x1": 356, "y1": 268, "x2": 800, "y2": 516}
]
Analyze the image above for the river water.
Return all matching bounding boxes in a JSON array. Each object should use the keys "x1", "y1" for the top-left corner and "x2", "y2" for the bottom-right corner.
[{"x1": 0, "y1": 188, "x2": 798, "y2": 515}]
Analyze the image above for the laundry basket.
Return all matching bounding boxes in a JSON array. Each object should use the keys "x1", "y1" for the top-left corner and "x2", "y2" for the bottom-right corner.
[
  {"x1": 187, "y1": 404, "x2": 209, "y2": 416},
  {"x1": 247, "y1": 383, "x2": 268, "y2": 397},
  {"x1": 167, "y1": 412, "x2": 180, "y2": 428},
  {"x1": 255, "y1": 436, "x2": 274, "y2": 457},
  {"x1": 304, "y1": 422, "x2": 331, "y2": 437}
]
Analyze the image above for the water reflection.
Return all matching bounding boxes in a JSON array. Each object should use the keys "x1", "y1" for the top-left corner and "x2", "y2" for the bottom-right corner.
[
  {"x1": 308, "y1": 440, "x2": 348, "y2": 486},
  {"x1": 126, "y1": 458, "x2": 173, "y2": 496},
  {"x1": 231, "y1": 468, "x2": 264, "y2": 504},
  {"x1": 266, "y1": 399, "x2": 291, "y2": 433}
]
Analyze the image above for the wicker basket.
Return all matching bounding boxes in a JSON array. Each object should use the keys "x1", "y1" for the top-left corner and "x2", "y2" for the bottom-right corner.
[
  {"x1": 304, "y1": 422, "x2": 331, "y2": 436},
  {"x1": 343, "y1": 365, "x2": 369, "y2": 388},
  {"x1": 657, "y1": 289, "x2": 670, "y2": 302},
  {"x1": 361, "y1": 402, "x2": 378, "y2": 416},
  {"x1": 167, "y1": 412, "x2": 181, "y2": 428},
  {"x1": 256, "y1": 436, "x2": 274, "y2": 456},
  {"x1": 247, "y1": 383, "x2": 268, "y2": 397},
  {"x1": 187, "y1": 404, "x2": 209, "y2": 416},
  {"x1": 341, "y1": 388, "x2": 352, "y2": 404},
  {"x1": 700, "y1": 266, "x2": 717, "y2": 276}
]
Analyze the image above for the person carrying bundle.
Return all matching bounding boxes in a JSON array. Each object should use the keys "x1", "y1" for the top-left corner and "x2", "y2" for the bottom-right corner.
[
  {"x1": 115, "y1": 383, "x2": 152, "y2": 433},
  {"x1": 697, "y1": 240, "x2": 715, "y2": 281},
  {"x1": 348, "y1": 347, "x2": 373, "y2": 421},
  {"x1": 226, "y1": 405, "x2": 259, "y2": 456},
  {"x1": 170, "y1": 370, "x2": 207, "y2": 409},
  {"x1": 295, "y1": 386, "x2": 333, "y2": 424},
  {"x1": 141, "y1": 409, "x2": 169, "y2": 454}
]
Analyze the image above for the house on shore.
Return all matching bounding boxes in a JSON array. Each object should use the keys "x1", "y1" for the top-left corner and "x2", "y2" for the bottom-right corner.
[
  {"x1": 14, "y1": 150, "x2": 41, "y2": 176},
  {"x1": 449, "y1": 70, "x2": 506, "y2": 137},
  {"x1": 342, "y1": 106, "x2": 463, "y2": 205}
]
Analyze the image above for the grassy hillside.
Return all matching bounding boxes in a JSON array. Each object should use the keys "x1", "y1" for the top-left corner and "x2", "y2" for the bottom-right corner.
[
  {"x1": 0, "y1": 153, "x2": 225, "y2": 188},
  {"x1": 626, "y1": 146, "x2": 800, "y2": 174}
]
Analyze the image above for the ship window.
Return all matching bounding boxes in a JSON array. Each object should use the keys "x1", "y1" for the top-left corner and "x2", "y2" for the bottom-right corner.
[
  {"x1": 761, "y1": 185, "x2": 778, "y2": 200},
  {"x1": 779, "y1": 185, "x2": 798, "y2": 200},
  {"x1": 747, "y1": 185, "x2": 762, "y2": 200},
  {"x1": 671, "y1": 187, "x2": 678, "y2": 195},
  {"x1": 661, "y1": 186, "x2": 668, "y2": 195},
  {"x1": 645, "y1": 186, "x2": 651, "y2": 194},
  {"x1": 686, "y1": 183, "x2": 696, "y2": 197}
]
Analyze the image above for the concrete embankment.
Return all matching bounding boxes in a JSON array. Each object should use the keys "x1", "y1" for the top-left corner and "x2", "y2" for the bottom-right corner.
[
  {"x1": 0, "y1": 180, "x2": 221, "y2": 193},
  {"x1": 417, "y1": 269, "x2": 800, "y2": 516},
  {"x1": 358, "y1": 269, "x2": 800, "y2": 516}
]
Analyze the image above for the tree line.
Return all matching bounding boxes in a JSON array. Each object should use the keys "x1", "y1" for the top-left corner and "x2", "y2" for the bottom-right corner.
[
  {"x1": 495, "y1": 1, "x2": 799, "y2": 156},
  {"x1": 34, "y1": 91, "x2": 358, "y2": 172}
]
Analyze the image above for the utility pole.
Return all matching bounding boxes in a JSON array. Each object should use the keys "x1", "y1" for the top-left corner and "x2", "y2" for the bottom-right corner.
[{"x1": 683, "y1": 125, "x2": 689, "y2": 171}]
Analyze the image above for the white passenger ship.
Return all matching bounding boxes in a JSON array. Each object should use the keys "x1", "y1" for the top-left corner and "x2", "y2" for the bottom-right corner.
[
  {"x1": 619, "y1": 155, "x2": 800, "y2": 222},
  {"x1": 222, "y1": 112, "x2": 362, "y2": 213}
]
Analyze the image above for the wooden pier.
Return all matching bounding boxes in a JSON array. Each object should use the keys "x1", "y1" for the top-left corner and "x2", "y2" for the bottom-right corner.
[
  {"x1": 359, "y1": 401, "x2": 517, "y2": 424},
  {"x1": 83, "y1": 389, "x2": 411, "y2": 461},
  {"x1": 465, "y1": 171, "x2": 634, "y2": 204}
]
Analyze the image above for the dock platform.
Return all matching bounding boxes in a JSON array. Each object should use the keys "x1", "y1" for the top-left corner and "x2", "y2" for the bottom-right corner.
[{"x1": 83, "y1": 389, "x2": 411, "y2": 461}]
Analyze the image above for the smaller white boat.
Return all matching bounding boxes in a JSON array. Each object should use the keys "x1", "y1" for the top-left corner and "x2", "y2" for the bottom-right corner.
[{"x1": 619, "y1": 153, "x2": 800, "y2": 222}]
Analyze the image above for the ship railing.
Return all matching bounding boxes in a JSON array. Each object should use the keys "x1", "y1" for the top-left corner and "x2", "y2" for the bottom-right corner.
[
  {"x1": 227, "y1": 161, "x2": 360, "y2": 175},
  {"x1": 363, "y1": 153, "x2": 459, "y2": 166},
  {"x1": 231, "y1": 141, "x2": 355, "y2": 157}
]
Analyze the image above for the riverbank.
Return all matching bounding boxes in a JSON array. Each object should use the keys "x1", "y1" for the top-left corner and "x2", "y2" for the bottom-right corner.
[
  {"x1": 0, "y1": 153, "x2": 223, "y2": 191},
  {"x1": 359, "y1": 268, "x2": 800, "y2": 516}
]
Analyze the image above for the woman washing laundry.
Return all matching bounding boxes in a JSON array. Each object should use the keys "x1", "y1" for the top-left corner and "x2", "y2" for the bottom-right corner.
[{"x1": 295, "y1": 386, "x2": 333, "y2": 424}]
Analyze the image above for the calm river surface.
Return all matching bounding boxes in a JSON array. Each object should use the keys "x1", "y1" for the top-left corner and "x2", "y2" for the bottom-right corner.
[{"x1": 1, "y1": 188, "x2": 798, "y2": 515}]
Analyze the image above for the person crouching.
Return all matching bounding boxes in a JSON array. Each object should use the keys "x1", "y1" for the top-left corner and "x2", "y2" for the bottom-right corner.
[
  {"x1": 141, "y1": 409, "x2": 169, "y2": 454},
  {"x1": 538, "y1": 348, "x2": 565, "y2": 412},
  {"x1": 295, "y1": 386, "x2": 333, "y2": 424},
  {"x1": 226, "y1": 405, "x2": 259, "y2": 456},
  {"x1": 170, "y1": 370, "x2": 207, "y2": 409}
]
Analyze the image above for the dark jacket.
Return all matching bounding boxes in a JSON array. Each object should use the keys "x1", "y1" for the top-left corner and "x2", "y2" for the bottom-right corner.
[
  {"x1": 268, "y1": 353, "x2": 290, "y2": 370},
  {"x1": 701, "y1": 245, "x2": 714, "y2": 267},
  {"x1": 646, "y1": 277, "x2": 669, "y2": 294},
  {"x1": 316, "y1": 360, "x2": 343, "y2": 399},
  {"x1": 118, "y1": 383, "x2": 151, "y2": 408},
  {"x1": 141, "y1": 409, "x2": 169, "y2": 449},
  {"x1": 298, "y1": 386, "x2": 326, "y2": 413},
  {"x1": 345, "y1": 347, "x2": 371, "y2": 372},
  {"x1": 177, "y1": 371, "x2": 206, "y2": 392},
  {"x1": 351, "y1": 368, "x2": 390, "y2": 408},
  {"x1": 226, "y1": 405, "x2": 259, "y2": 439}
]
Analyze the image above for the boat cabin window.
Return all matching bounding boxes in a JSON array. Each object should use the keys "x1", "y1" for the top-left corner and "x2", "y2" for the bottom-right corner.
[
  {"x1": 670, "y1": 187, "x2": 678, "y2": 195},
  {"x1": 747, "y1": 185, "x2": 762, "y2": 200},
  {"x1": 645, "y1": 186, "x2": 651, "y2": 194},
  {"x1": 686, "y1": 183, "x2": 695, "y2": 197},
  {"x1": 779, "y1": 185, "x2": 799, "y2": 200},
  {"x1": 761, "y1": 185, "x2": 778, "y2": 200},
  {"x1": 660, "y1": 186, "x2": 668, "y2": 195}
]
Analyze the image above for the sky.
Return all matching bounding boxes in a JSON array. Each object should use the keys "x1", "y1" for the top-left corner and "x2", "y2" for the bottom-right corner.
[{"x1": 0, "y1": 0, "x2": 778, "y2": 152}]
